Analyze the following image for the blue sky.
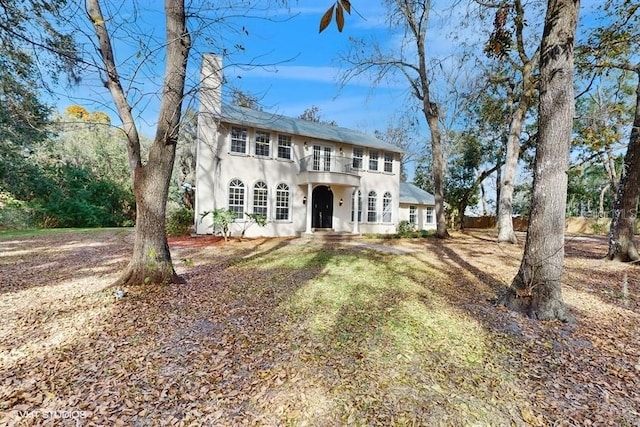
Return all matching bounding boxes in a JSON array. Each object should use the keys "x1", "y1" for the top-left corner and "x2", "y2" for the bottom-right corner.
[
  {"x1": 56, "y1": 0, "x2": 602, "y2": 144},
  {"x1": 57, "y1": 1, "x2": 478, "y2": 138}
]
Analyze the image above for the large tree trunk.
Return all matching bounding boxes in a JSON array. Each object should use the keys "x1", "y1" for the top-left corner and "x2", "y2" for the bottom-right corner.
[
  {"x1": 409, "y1": 5, "x2": 448, "y2": 238},
  {"x1": 118, "y1": 158, "x2": 179, "y2": 285},
  {"x1": 427, "y1": 112, "x2": 450, "y2": 238},
  {"x1": 498, "y1": 0, "x2": 579, "y2": 322},
  {"x1": 87, "y1": 0, "x2": 190, "y2": 286},
  {"x1": 607, "y1": 73, "x2": 640, "y2": 263}
]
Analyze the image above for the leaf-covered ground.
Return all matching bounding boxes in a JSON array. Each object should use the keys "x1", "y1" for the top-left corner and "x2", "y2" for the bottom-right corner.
[{"x1": 0, "y1": 229, "x2": 638, "y2": 426}]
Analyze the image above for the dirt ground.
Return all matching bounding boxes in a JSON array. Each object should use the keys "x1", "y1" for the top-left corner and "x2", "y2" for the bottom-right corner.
[{"x1": 0, "y1": 229, "x2": 638, "y2": 426}]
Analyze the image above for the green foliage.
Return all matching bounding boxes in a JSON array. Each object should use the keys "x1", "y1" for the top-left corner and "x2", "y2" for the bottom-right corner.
[
  {"x1": 413, "y1": 155, "x2": 434, "y2": 193},
  {"x1": 33, "y1": 164, "x2": 135, "y2": 228},
  {"x1": 166, "y1": 207, "x2": 194, "y2": 237},
  {"x1": 397, "y1": 220, "x2": 416, "y2": 236},
  {"x1": 201, "y1": 208, "x2": 236, "y2": 241},
  {"x1": 590, "y1": 220, "x2": 607, "y2": 235},
  {"x1": 445, "y1": 132, "x2": 484, "y2": 227},
  {"x1": 239, "y1": 212, "x2": 268, "y2": 239},
  {"x1": 1, "y1": 155, "x2": 135, "y2": 229},
  {"x1": 0, "y1": 191, "x2": 34, "y2": 229},
  {"x1": 169, "y1": 109, "x2": 197, "y2": 209}
]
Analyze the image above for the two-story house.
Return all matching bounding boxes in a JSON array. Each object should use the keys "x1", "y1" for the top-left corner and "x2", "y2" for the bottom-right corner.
[{"x1": 194, "y1": 54, "x2": 435, "y2": 238}]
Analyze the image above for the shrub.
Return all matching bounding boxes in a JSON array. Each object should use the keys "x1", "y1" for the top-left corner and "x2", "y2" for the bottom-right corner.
[
  {"x1": 397, "y1": 220, "x2": 416, "y2": 237},
  {"x1": 0, "y1": 191, "x2": 34, "y2": 229},
  {"x1": 200, "y1": 208, "x2": 236, "y2": 241},
  {"x1": 166, "y1": 207, "x2": 194, "y2": 236}
]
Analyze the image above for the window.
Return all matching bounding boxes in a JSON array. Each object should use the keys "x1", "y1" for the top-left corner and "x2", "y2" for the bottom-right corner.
[
  {"x1": 277, "y1": 134, "x2": 292, "y2": 160},
  {"x1": 275, "y1": 183, "x2": 290, "y2": 220},
  {"x1": 312, "y1": 145, "x2": 332, "y2": 171},
  {"x1": 231, "y1": 127, "x2": 247, "y2": 154},
  {"x1": 228, "y1": 179, "x2": 245, "y2": 219},
  {"x1": 253, "y1": 181, "x2": 268, "y2": 217},
  {"x1": 352, "y1": 147, "x2": 363, "y2": 170},
  {"x1": 426, "y1": 207, "x2": 434, "y2": 224},
  {"x1": 351, "y1": 190, "x2": 362, "y2": 222},
  {"x1": 384, "y1": 152, "x2": 393, "y2": 172},
  {"x1": 367, "y1": 191, "x2": 377, "y2": 222},
  {"x1": 369, "y1": 150, "x2": 379, "y2": 171},
  {"x1": 409, "y1": 206, "x2": 417, "y2": 224},
  {"x1": 255, "y1": 131, "x2": 270, "y2": 157},
  {"x1": 382, "y1": 192, "x2": 392, "y2": 222}
]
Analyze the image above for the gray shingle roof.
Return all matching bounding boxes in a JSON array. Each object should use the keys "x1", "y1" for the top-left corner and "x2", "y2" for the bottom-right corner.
[
  {"x1": 218, "y1": 104, "x2": 403, "y2": 154},
  {"x1": 399, "y1": 182, "x2": 435, "y2": 205}
]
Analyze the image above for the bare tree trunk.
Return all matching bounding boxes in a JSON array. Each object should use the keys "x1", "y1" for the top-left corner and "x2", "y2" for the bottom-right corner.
[
  {"x1": 480, "y1": 182, "x2": 488, "y2": 216},
  {"x1": 498, "y1": 0, "x2": 579, "y2": 322},
  {"x1": 426, "y1": 112, "x2": 449, "y2": 238},
  {"x1": 87, "y1": 0, "x2": 190, "y2": 286},
  {"x1": 599, "y1": 184, "x2": 609, "y2": 218},
  {"x1": 497, "y1": 101, "x2": 527, "y2": 244},
  {"x1": 497, "y1": 0, "x2": 538, "y2": 244},
  {"x1": 607, "y1": 72, "x2": 640, "y2": 263}
]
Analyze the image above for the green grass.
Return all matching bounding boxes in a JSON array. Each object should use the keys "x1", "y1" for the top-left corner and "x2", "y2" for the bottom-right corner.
[
  {"x1": 231, "y1": 242, "x2": 525, "y2": 424},
  {"x1": 0, "y1": 227, "x2": 131, "y2": 239}
]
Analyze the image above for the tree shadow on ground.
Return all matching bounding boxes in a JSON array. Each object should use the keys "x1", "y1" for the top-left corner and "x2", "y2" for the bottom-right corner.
[{"x1": 3, "y1": 231, "x2": 639, "y2": 425}]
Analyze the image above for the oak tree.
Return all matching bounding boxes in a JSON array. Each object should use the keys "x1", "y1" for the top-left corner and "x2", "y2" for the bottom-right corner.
[{"x1": 498, "y1": 0, "x2": 580, "y2": 322}]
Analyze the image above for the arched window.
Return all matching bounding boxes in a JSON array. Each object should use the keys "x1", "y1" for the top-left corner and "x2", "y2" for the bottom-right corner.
[
  {"x1": 351, "y1": 190, "x2": 362, "y2": 222},
  {"x1": 367, "y1": 191, "x2": 377, "y2": 223},
  {"x1": 228, "y1": 179, "x2": 245, "y2": 219},
  {"x1": 275, "y1": 183, "x2": 290, "y2": 220},
  {"x1": 382, "y1": 192, "x2": 392, "y2": 222},
  {"x1": 253, "y1": 181, "x2": 268, "y2": 217}
]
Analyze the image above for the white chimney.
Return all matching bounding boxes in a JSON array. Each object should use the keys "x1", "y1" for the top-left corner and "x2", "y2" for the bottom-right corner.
[
  {"x1": 200, "y1": 53, "x2": 222, "y2": 117},
  {"x1": 195, "y1": 54, "x2": 223, "y2": 234}
]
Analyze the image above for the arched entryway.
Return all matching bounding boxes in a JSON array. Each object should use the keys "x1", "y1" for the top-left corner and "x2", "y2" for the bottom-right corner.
[{"x1": 312, "y1": 185, "x2": 333, "y2": 229}]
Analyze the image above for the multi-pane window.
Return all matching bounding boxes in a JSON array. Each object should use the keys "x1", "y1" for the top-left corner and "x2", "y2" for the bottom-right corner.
[
  {"x1": 255, "y1": 131, "x2": 270, "y2": 157},
  {"x1": 253, "y1": 181, "x2": 268, "y2": 217},
  {"x1": 228, "y1": 179, "x2": 245, "y2": 219},
  {"x1": 231, "y1": 127, "x2": 247, "y2": 154},
  {"x1": 382, "y1": 192, "x2": 392, "y2": 222},
  {"x1": 369, "y1": 150, "x2": 379, "y2": 171},
  {"x1": 275, "y1": 183, "x2": 290, "y2": 220},
  {"x1": 384, "y1": 152, "x2": 393, "y2": 172},
  {"x1": 409, "y1": 206, "x2": 417, "y2": 224},
  {"x1": 351, "y1": 190, "x2": 362, "y2": 222},
  {"x1": 426, "y1": 207, "x2": 434, "y2": 224},
  {"x1": 367, "y1": 191, "x2": 377, "y2": 222},
  {"x1": 277, "y1": 134, "x2": 292, "y2": 160},
  {"x1": 352, "y1": 147, "x2": 363, "y2": 170}
]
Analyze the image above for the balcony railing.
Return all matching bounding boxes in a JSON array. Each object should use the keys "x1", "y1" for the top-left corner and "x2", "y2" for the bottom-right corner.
[{"x1": 299, "y1": 155, "x2": 360, "y2": 176}]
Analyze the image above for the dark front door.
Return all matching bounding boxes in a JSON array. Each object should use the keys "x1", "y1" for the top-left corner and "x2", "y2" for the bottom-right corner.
[{"x1": 312, "y1": 185, "x2": 333, "y2": 229}]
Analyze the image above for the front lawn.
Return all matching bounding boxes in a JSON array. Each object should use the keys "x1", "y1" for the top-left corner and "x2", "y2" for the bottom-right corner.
[{"x1": 0, "y1": 230, "x2": 638, "y2": 425}]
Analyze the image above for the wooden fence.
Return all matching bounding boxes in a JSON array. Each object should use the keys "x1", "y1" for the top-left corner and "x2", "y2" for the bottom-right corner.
[{"x1": 463, "y1": 216, "x2": 639, "y2": 235}]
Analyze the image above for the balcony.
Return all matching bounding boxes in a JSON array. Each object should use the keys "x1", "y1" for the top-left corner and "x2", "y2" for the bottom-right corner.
[{"x1": 297, "y1": 154, "x2": 361, "y2": 186}]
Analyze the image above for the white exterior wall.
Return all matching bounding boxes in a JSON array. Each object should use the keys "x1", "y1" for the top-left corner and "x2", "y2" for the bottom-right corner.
[
  {"x1": 194, "y1": 53, "x2": 404, "y2": 238},
  {"x1": 197, "y1": 127, "x2": 402, "y2": 237},
  {"x1": 398, "y1": 203, "x2": 437, "y2": 230}
]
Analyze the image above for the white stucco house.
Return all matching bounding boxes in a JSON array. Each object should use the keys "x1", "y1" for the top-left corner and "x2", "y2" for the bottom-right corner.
[{"x1": 194, "y1": 54, "x2": 435, "y2": 238}]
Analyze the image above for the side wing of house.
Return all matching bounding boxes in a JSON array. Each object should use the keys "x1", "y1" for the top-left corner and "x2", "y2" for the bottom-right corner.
[{"x1": 398, "y1": 182, "x2": 437, "y2": 230}]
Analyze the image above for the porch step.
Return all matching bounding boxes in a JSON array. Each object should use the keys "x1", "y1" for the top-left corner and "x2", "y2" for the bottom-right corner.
[{"x1": 303, "y1": 230, "x2": 362, "y2": 242}]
